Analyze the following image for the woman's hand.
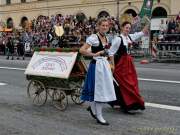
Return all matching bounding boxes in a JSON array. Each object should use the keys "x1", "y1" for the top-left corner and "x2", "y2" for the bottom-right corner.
[
  {"x1": 109, "y1": 56, "x2": 115, "y2": 73},
  {"x1": 94, "y1": 50, "x2": 105, "y2": 57},
  {"x1": 80, "y1": 43, "x2": 105, "y2": 57},
  {"x1": 110, "y1": 64, "x2": 115, "y2": 73}
]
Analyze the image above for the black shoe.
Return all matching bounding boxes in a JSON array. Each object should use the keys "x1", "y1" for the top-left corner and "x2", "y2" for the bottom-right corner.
[
  {"x1": 96, "y1": 118, "x2": 109, "y2": 126},
  {"x1": 108, "y1": 102, "x2": 114, "y2": 108},
  {"x1": 122, "y1": 110, "x2": 136, "y2": 115},
  {"x1": 87, "y1": 106, "x2": 97, "y2": 119}
]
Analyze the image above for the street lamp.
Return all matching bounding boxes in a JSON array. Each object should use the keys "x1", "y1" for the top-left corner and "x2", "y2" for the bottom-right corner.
[{"x1": 116, "y1": 0, "x2": 120, "y2": 20}]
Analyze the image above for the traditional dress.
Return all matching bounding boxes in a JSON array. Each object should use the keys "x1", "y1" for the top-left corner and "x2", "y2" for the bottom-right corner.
[
  {"x1": 81, "y1": 34, "x2": 116, "y2": 103},
  {"x1": 109, "y1": 32, "x2": 145, "y2": 111}
]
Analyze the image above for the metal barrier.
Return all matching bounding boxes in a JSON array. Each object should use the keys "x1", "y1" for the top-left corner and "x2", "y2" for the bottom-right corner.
[
  {"x1": 129, "y1": 41, "x2": 151, "y2": 58},
  {"x1": 156, "y1": 41, "x2": 180, "y2": 61},
  {"x1": 154, "y1": 33, "x2": 180, "y2": 61}
]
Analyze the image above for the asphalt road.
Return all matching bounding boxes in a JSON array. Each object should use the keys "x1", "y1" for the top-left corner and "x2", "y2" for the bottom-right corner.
[{"x1": 0, "y1": 56, "x2": 179, "y2": 135}]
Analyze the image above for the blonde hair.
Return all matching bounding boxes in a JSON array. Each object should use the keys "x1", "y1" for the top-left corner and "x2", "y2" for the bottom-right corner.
[{"x1": 97, "y1": 17, "x2": 109, "y2": 26}]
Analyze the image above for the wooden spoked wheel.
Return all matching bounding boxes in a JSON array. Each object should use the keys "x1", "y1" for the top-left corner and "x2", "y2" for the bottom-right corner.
[
  {"x1": 71, "y1": 80, "x2": 85, "y2": 105},
  {"x1": 52, "y1": 90, "x2": 68, "y2": 111},
  {"x1": 27, "y1": 80, "x2": 47, "y2": 106}
]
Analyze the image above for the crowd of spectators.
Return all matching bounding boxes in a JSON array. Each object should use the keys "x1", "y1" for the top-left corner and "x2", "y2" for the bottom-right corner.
[
  {"x1": 1, "y1": 12, "x2": 180, "y2": 59},
  {"x1": 158, "y1": 12, "x2": 180, "y2": 41},
  {"x1": 0, "y1": 14, "x2": 120, "y2": 59}
]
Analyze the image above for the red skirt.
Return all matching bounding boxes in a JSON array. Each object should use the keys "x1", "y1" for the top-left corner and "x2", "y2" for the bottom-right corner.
[{"x1": 114, "y1": 54, "x2": 145, "y2": 110}]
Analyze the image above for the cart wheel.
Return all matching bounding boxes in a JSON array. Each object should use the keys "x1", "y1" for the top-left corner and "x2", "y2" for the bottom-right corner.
[
  {"x1": 47, "y1": 88, "x2": 55, "y2": 99},
  {"x1": 71, "y1": 80, "x2": 85, "y2": 105},
  {"x1": 52, "y1": 90, "x2": 68, "y2": 111},
  {"x1": 27, "y1": 80, "x2": 47, "y2": 106}
]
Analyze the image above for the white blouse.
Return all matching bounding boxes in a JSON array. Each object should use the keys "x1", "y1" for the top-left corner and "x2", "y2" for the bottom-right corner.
[
  {"x1": 86, "y1": 34, "x2": 109, "y2": 47},
  {"x1": 109, "y1": 32, "x2": 144, "y2": 56}
]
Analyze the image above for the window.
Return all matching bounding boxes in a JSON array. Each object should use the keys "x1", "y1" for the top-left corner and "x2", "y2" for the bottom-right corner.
[
  {"x1": 124, "y1": 9, "x2": 137, "y2": 17},
  {"x1": 98, "y1": 11, "x2": 110, "y2": 18},
  {"x1": 7, "y1": 18, "x2": 13, "y2": 28},
  {"x1": 152, "y1": 7, "x2": 167, "y2": 18},
  {"x1": 21, "y1": 0, "x2": 26, "y2": 3},
  {"x1": 6, "y1": 0, "x2": 11, "y2": 5}
]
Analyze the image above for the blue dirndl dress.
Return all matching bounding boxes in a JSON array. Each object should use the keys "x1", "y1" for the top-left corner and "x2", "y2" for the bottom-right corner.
[
  {"x1": 81, "y1": 60, "x2": 96, "y2": 102},
  {"x1": 81, "y1": 34, "x2": 105, "y2": 102},
  {"x1": 81, "y1": 33, "x2": 117, "y2": 102}
]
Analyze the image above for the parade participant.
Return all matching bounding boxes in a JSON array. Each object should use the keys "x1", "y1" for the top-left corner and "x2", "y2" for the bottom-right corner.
[
  {"x1": 108, "y1": 21, "x2": 148, "y2": 114},
  {"x1": 80, "y1": 18, "x2": 116, "y2": 126}
]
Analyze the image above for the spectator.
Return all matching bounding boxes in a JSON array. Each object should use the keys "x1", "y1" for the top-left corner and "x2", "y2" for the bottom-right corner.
[
  {"x1": 6, "y1": 37, "x2": 14, "y2": 60},
  {"x1": 159, "y1": 19, "x2": 167, "y2": 34},
  {"x1": 176, "y1": 11, "x2": 180, "y2": 21}
]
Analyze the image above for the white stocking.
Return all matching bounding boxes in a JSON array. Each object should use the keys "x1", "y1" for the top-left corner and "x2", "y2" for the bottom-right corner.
[
  {"x1": 96, "y1": 102, "x2": 106, "y2": 123},
  {"x1": 90, "y1": 101, "x2": 96, "y2": 115}
]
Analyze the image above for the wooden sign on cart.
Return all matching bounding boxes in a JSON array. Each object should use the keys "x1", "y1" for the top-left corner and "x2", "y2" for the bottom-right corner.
[{"x1": 25, "y1": 51, "x2": 78, "y2": 79}]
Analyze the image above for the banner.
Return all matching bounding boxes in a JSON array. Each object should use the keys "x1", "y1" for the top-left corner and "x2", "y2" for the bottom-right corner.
[
  {"x1": 141, "y1": 36, "x2": 150, "y2": 49},
  {"x1": 139, "y1": 0, "x2": 154, "y2": 18},
  {"x1": 25, "y1": 42, "x2": 31, "y2": 52},
  {"x1": 150, "y1": 18, "x2": 167, "y2": 30},
  {"x1": 25, "y1": 51, "x2": 78, "y2": 79}
]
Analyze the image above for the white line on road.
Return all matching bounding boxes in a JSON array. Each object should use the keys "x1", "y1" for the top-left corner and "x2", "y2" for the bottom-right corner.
[
  {"x1": 0, "y1": 82, "x2": 7, "y2": 86},
  {"x1": 0, "y1": 66, "x2": 180, "y2": 84},
  {"x1": 146, "y1": 102, "x2": 180, "y2": 111},
  {"x1": 0, "y1": 65, "x2": 180, "y2": 111},
  {"x1": 139, "y1": 78, "x2": 180, "y2": 84},
  {"x1": 0, "y1": 67, "x2": 25, "y2": 71}
]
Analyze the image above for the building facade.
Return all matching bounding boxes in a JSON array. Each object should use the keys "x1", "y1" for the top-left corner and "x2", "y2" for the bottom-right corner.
[{"x1": 0, "y1": 0, "x2": 179, "y2": 28}]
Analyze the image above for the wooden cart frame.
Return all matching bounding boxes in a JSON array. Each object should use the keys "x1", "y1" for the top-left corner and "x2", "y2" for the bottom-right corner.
[{"x1": 26, "y1": 48, "x2": 87, "y2": 111}]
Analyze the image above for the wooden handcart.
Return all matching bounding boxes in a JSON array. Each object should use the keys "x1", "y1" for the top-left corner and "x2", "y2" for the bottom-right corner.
[{"x1": 25, "y1": 48, "x2": 87, "y2": 111}]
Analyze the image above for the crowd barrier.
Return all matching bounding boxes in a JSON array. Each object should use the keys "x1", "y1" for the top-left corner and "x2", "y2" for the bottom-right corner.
[{"x1": 155, "y1": 34, "x2": 180, "y2": 61}]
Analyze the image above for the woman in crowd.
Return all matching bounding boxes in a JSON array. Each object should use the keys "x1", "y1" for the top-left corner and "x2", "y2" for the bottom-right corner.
[
  {"x1": 108, "y1": 21, "x2": 148, "y2": 114},
  {"x1": 80, "y1": 18, "x2": 116, "y2": 126}
]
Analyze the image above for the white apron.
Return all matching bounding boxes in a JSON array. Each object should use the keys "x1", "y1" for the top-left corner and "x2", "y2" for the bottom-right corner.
[{"x1": 94, "y1": 57, "x2": 116, "y2": 102}]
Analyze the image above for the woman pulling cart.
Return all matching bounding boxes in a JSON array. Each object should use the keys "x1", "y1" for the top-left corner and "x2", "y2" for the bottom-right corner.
[{"x1": 80, "y1": 18, "x2": 116, "y2": 126}]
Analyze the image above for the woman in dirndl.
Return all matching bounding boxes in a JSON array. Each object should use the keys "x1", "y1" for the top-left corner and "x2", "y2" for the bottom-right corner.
[
  {"x1": 108, "y1": 21, "x2": 149, "y2": 114},
  {"x1": 80, "y1": 18, "x2": 116, "y2": 126}
]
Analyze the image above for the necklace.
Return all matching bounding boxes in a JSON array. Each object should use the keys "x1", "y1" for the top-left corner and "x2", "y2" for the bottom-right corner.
[
  {"x1": 99, "y1": 32, "x2": 105, "y2": 37},
  {"x1": 98, "y1": 33, "x2": 107, "y2": 46}
]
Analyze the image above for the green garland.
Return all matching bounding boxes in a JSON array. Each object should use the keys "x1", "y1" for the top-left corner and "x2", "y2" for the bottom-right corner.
[{"x1": 34, "y1": 47, "x2": 79, "y2": 52}]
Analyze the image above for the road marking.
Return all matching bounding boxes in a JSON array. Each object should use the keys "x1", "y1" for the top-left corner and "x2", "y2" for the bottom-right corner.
[
  {"x1": 146, "y1": 102, "x2": 180, "y2": 111},
  {"x1": 0, "y1": 82, "x2": 7, "y2": 86},
  {"x1": 139, "y1": 78, "x2": 180, "y2": 84},
  {"x1": 0, "y1": 66, "x2": 180, "y2": 84},
  {"x1": 0, "y1": 66, "x2": 180, "y2": 111},
  {"x1": 0, "y1": 67, "x2": 25, "y2": 71}
]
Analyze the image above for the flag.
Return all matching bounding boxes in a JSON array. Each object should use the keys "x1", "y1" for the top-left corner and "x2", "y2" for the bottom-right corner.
[{"x1": 139, "y1": 0, "x2": 154, "y2": 18}]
